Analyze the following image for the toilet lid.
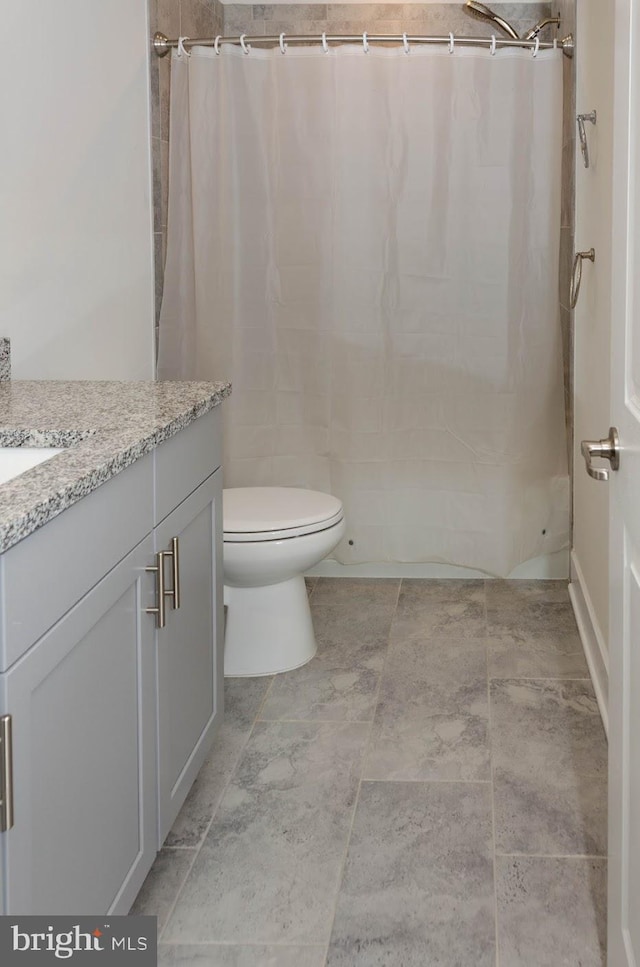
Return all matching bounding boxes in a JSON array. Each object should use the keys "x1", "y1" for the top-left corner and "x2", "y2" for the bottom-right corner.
[{"x1": 223, "y1": 487, "x2": 343, "y2": 541}]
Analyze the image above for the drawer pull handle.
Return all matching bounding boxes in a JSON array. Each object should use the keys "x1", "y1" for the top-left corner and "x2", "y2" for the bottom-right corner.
[
  {"x1": 165, "y1": 537, "x2": 181, "y2": 610},
  {"x1": 146, "y1": 550, "x2": 167, "y2": 628},
  {"x1": 0, "y1": 714, "x2": 14, "y2": 832}
]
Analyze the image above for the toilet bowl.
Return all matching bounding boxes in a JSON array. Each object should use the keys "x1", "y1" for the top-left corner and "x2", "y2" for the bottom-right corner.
[{"x1": 223, "y1": 487, "x2": 345, "y2": 677}]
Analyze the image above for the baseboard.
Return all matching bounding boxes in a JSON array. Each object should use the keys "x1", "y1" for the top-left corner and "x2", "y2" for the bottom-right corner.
[
  {"x1": 569, "y1": 551, "x2": 609, "y2": 737},
  {"x1": 307, "y1": 549, "x2": 570, "y2": 581}
]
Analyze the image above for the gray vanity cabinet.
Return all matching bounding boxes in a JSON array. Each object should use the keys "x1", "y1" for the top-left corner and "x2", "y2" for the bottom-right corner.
[
  {"x1": 155, "y1": 468, "x2": 223, "y2": 844},
  {"x1": 0, "y1": 404, "x2": 225, "y2": 915},
  {"x1": 0, "y1": 535, "x2": 158, "y2": 915}
]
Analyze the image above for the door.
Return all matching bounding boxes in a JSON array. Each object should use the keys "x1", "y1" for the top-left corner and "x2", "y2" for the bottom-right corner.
[
  {"x1": 608, "y1": 0, "x2": 640, "y2": 961},
  {"x1": 155, "y1": 469, "x2": 224, "y2": 845},
  {"x1": 0, "y1": 535, "x2": 157, "y2": 915}
]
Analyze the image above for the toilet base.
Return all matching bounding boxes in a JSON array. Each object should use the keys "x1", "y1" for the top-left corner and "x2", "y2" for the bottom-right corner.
[{"x1": 223, "y1": 575, "x2": 317, "y2": 676}]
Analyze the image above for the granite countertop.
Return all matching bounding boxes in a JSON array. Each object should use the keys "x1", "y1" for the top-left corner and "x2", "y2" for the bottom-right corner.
[{"x1": 0, "y1": 380, "x2": 231, "y2": 554}]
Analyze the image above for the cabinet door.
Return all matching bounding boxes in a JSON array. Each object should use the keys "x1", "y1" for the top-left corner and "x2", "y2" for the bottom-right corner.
[
  {"x1": 0, "y1": 536, "x2": 157, "y2": 915},
  {"x1": 155, "y1": 469, "x2": 223, "y2": 844}
]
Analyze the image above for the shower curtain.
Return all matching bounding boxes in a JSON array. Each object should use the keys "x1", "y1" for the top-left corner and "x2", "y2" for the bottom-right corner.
[{"x1": 158, "y1": 42, "x2": 568, "y2": 576}]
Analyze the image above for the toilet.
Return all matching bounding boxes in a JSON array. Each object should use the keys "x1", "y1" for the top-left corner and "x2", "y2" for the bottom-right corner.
[{"x1": 223, "y1": 487, "x2": 345, "y2": 677}]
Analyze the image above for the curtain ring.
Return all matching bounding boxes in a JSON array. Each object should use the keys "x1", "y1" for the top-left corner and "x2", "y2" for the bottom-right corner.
[
  {"x1": 448, "y1": 32, "x2": 455, "y2": 54},
  {"x1": 321, "y1": 31, "x2": 329, "y2": 52},
  {"x1": 532, "y1": 36, "x2": 540, "y2": 57},
  {"x1": 214, "y1": 35, "x2": 221, "y2": 55},
  {"x1": 363, "y1": 31, "x2": 369, "y2": 53},
  {"x1": 177, "y1": 36, "x2": 191, "y2": 57},
  {"x1": 402, "y1": 32, "x2": 410, "y2": 54},
  {"x1": 490, "y1": 34, "x2": 497, "y2": 55},
  {"x1": 279, "y1": 32, "x2": 287, "y2": 54},
  {"x1": 240, "y1": 34, "x2": 251, "y2": 54}
]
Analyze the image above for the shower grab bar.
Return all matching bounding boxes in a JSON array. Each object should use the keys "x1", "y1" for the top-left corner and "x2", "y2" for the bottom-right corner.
[
  {"x1": 577, "y1": 111, "x2": 597, "y2": 168},
  {"x1": 154, "y1": 31, "x2": 575, "y2": 59},
  {"x1": 570, "y1": 248, "x2": 596, "y2": 309}
]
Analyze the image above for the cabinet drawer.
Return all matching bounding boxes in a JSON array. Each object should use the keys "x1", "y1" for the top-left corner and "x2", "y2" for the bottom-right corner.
[
  {"x1": 0, "y1": 453, "x2": 153, "y2": 672},
  {"x1": 154, "y1": 408, "x2": 222, "y2": 526}
]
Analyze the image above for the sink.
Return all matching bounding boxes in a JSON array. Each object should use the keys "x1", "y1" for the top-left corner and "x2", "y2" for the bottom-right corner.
[{"x1": 0, "y1": 447, "x2": 64, "y2": 487}]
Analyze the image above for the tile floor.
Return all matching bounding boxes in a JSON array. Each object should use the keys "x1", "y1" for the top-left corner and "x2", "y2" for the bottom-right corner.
[{"x1": 132, "y1": 578, "x2": 608, "y2": 966}]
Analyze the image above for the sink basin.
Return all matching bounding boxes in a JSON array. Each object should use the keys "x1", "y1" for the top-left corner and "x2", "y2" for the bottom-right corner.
[{"x1": 0, "y1": 447, "x2": 64, "y2": 486}]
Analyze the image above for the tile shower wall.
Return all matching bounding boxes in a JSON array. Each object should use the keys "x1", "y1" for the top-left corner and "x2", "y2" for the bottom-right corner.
[
  {"x1": 150, "y1": 0, "x2": 224, "y2": 325},
  {"x1": 149, "y1": 2, "x2": 574, "y2": 460},
  {"x1": 556, "y1": 0, "x2": 577, "y2": 472},
  {"x1": 222, "y1": 2, "x2": 551, "y2": 39}
]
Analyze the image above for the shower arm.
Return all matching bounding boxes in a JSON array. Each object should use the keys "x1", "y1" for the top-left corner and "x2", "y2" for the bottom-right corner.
[{"x1": 523, "y1": 17, "x2": 562, "y2": 41}]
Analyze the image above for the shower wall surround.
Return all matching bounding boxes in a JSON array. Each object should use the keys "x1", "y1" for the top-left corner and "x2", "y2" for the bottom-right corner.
[{"x1": 223, "y1": 2, "x2": 551, "y2": 36}]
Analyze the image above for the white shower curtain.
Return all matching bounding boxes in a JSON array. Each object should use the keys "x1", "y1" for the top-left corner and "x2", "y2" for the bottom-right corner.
[{"x1": 158, "y1": 42, "x2": 568, "y2": 576}]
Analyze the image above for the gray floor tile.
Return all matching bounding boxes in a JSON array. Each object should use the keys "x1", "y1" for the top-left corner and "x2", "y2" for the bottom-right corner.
[
  {"x1": 485, "y1": 579, "x2": 570, "y2": 609},
  {"x1": 363, "y1": 638, "x2": 490, "y2": 780},
  {"x1": 130, "y1": 849, "x2": 195, "y2": 934},
  {"x1": 493, "y1": 766, "x2": 607, "y2": 856},
  {"x1": 487, "y1": 600, "x2": 582, "y2": 646},
  {"x1": 163, "y1": 721, "x2": 370, "y2": 945},
  {"x1": 399, "y1": 578, "x2": 486, "y2": 603},
  {"x1": 496, "y1": 856, "x2": 607, "y2": 966},
  {"x1": 391, "y1": 579, "x2": 486, "y2": 640},
  {"x1": 311, "y1": 578, "x2": 400, "y2": 610},
  {"x1": 259, "y1": 601, "x2": 390, "y2": 722},
  {"x1": 491, "y1": 680, "x2": 607, "y2": 855},
  {"x1": 327, "y1": 781, "x2": 495, "y2": 967},
  {"x1": 487, "y1": 635, "x2": 589, "y2": 680},
  {"x1": 486, "y1": 581, "x2": 587, "y2": 679},
  {"x1": 158, "y1": 945, "x2": 328, "y2": 967},
  {"x1": 259, "y1": 658, "x2": 381, "y2": 722},
  {"x1": 311, "y1": 604, "x2": 393, "y2": 659},
  {"x1": 166, "y1": 678, "x2": 273, "y2": 847},
  {"x1": 491, "y1": 680, "x2": 607, "y2": 778}
]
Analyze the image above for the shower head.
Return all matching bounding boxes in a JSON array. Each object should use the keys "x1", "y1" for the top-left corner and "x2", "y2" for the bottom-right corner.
[{"x1": 463, "y1": 1, "x2": 520, "y2": 41}]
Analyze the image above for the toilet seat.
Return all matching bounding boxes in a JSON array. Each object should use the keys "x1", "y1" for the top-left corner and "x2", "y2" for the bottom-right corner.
[{"x1": 223, "y1": 487, "x2": 344, "y2": 543}]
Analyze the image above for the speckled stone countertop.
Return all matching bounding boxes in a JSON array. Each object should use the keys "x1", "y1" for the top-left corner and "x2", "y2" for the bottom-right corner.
[{"x1": 0, "y1": 380, "x2": 231, "y2": 554}]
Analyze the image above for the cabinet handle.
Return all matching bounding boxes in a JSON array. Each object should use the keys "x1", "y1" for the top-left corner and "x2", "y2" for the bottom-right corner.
[
  {"x1": 146, "y1": 551, "x2": 167, "y2": 628},
  {"x1": 164, "y1": 537, "x2": 181, "y2": 610},
  {"x1": 0, "y1": 714, "x2": 14, "y2": 832}
]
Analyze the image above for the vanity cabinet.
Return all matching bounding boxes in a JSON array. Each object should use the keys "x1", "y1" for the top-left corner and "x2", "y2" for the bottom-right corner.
[{"x1": 0, "y1": 406, "x2": 224, "y2": 915}]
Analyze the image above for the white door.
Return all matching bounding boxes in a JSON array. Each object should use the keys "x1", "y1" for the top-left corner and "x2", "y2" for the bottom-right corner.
[{"x1": 607, "y1": 0, "x2": 640, "y2": 961}]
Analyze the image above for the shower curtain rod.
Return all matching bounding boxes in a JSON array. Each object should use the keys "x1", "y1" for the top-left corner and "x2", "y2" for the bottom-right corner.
[{"x1": 153, "y1": 30, "x2": 575, "y2": 58}]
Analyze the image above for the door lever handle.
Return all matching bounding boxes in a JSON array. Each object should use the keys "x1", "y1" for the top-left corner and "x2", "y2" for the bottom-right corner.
[{"x1": 581, "y1": 427, "x2": 620, "y2": 481}]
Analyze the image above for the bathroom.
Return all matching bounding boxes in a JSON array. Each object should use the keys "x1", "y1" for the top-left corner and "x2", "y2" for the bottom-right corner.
[{"x1": 1, "y1": 0, "x2": 637, "y2": 964}]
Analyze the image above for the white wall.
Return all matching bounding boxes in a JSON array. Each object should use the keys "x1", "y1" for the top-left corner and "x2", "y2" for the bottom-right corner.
[
  {"x1": 0, "y1": 2, "x2": 155, "y2": 380},
  {"x1": 571, "y1": 0, "x2": 614, "y2": 702}
]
